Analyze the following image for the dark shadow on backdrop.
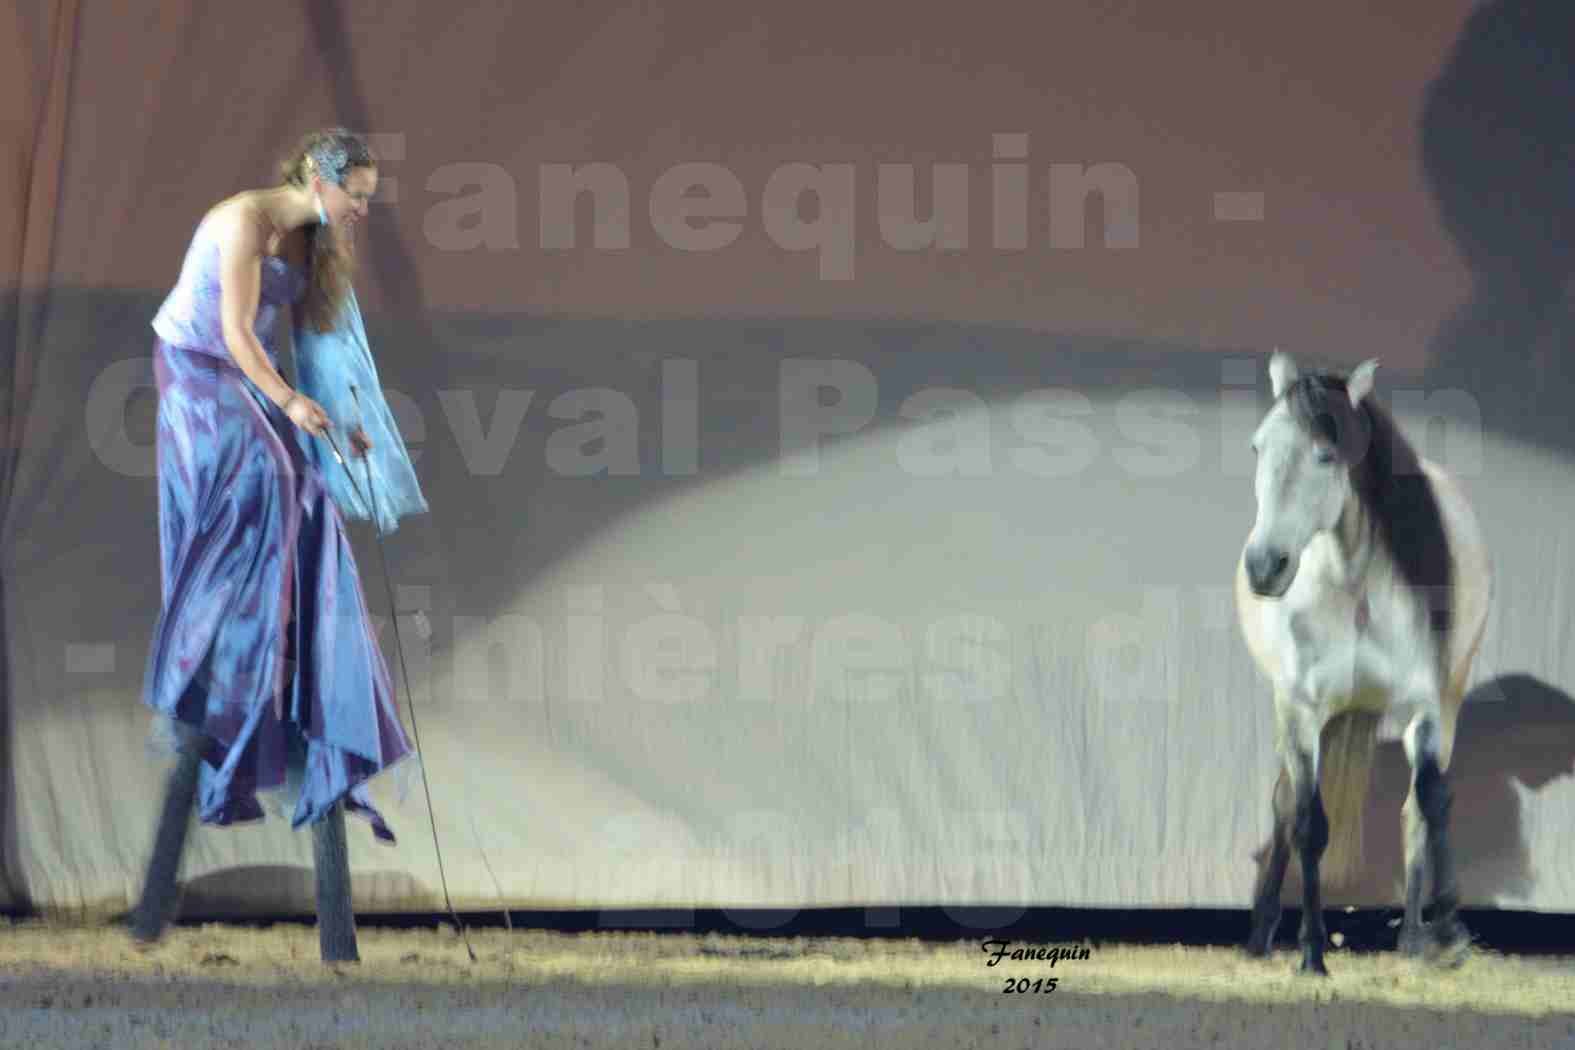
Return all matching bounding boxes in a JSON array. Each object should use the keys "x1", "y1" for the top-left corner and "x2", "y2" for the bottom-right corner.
[
  {"x1": 1256, "y1": 674, "x2": 1575, "y2": 909},
  {"x1": 1419, "y1": 0, "x2": 1575, "y2": 450},
  {"x1": 173, "y1": 863, "x2": 428, "y2": 921},
  {"x1": 300, "y1": 0, "x2": 430, "y2": 318}
]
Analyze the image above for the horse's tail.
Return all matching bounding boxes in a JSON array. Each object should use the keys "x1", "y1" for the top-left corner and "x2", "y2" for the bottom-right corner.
[{"x1": 1318, "y1": 709, "x2": 1381, "y2": 890}]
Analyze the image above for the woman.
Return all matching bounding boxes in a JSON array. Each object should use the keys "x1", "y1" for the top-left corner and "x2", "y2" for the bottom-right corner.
[{"x1": 131, "y1": 128, "x2": 416, "y2": 950}]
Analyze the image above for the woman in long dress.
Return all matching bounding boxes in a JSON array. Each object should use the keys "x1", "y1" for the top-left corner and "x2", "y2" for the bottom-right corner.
[{"x1": 131, "y1": 128, "x2": 413, "y2": 954}]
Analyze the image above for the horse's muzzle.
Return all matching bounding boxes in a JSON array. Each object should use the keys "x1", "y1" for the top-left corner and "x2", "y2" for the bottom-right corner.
[{"x1": 1245, "y1": 543, "x2": 1294, "y2": 598}]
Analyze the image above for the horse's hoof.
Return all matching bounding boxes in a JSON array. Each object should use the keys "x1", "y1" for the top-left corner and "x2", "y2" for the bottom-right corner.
[
  {"x1": 1426, "y1": 921, "x2": 1472, "y2": 969},
  {"x1": 1433, "y1": 917, "x2": 1471, "y2": 949},
  {"x1": 1397, "y1": 926, "x2": 1428, "y2": 958},
  {"x1": 1296, "y1": 952, "x2": 1330, "y2": 977},
  {"x1": 1245, "y1": 917, "x2": 1279, "y2": 958},
  {"x1": 1399, "y1": 919, "x2": 1470, "y2": 967},
  {"x1": 1428, "y1": 940, "x2": 1471, "y2": 969}
]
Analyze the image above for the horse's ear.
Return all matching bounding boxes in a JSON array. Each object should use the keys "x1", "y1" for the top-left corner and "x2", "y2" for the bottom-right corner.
[
  {"x1": 1347, "y1": 358, "x2": 1380, "y2": 407},
  {"x1": 1269, "y1": 349, "x2": 1298, "y2": 398}
]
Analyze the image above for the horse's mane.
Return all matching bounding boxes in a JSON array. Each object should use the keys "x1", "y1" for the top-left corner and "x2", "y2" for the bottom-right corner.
[{"x1": 1283, "y1": 371, "x2": 1454, "y2": 651}]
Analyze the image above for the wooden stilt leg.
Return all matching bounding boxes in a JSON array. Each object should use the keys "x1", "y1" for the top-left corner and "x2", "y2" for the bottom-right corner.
[
  {"x1": 314, "y1": 801, "x2": 359, "y2": 962},
  {"x1": 129, "y1": 726, "x2": 202, "y2": 944}
]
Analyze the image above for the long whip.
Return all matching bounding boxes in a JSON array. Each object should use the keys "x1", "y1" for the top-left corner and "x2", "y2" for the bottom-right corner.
[{"x1": 320, "y1": 389, "x2": 477, "y2": 963}]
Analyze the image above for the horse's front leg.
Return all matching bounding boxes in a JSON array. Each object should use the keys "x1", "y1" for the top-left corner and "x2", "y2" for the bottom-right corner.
[
  {"x1": 1246, "y1": 768, "x2": 1293, "y2": 957},
  {"x1": 1397, "y1": 783, "x2": 1429, "y2": 957},
  {"x1": 1278, "y1": 701, "x2": 1330, "y2": 976}
]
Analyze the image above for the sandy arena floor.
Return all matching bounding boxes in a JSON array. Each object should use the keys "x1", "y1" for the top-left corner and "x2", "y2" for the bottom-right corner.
[{"x1": 0, "y1": 919, "x2": 1572, "y2": 1048}]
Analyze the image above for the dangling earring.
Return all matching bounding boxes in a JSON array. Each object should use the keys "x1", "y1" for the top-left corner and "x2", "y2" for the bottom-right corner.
[{"x1": 314, "y1": 191, "x2": 329, "y2": 226}]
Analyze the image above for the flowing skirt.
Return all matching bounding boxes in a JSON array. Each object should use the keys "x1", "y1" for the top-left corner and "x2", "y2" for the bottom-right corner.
[{"x1": 142, "y1": 338, "x2": 412, "y2": 842}]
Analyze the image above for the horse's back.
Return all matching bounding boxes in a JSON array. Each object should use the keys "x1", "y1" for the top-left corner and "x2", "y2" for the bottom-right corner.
[{"x1": 1420, "y1": 457, "x2": 1493, "y2": 690}]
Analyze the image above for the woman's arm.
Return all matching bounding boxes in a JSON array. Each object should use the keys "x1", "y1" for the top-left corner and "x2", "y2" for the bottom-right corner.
[
  {"x1": 286, "y1": 271, "x2": 373, "y2": 456},
  {"x1": 214, "y1": 205, "x2": 299, "y2": 410}
]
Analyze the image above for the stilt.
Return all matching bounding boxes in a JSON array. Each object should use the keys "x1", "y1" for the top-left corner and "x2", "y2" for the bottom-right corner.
[
  {"x1": 313, "y1": 800, "x2": 359, "y2": 962},
  {"x1": 129, "y1": 724, "x2": 202, "y2": 943}
]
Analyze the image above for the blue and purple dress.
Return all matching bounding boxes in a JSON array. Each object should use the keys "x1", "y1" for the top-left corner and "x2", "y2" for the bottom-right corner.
[{"x1": 144, "y1": 215, "x2": 412, "y2": 843}]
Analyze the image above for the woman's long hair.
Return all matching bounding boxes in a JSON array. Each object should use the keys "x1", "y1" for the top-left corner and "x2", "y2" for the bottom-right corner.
[{"x1": 278, "y1": 128, "x2": 376, "y2": 332}]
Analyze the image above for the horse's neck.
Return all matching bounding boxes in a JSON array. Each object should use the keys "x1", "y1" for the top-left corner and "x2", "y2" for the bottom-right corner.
[{"x1": 1333, "y1": 493, "x2": 1378, "y2": 592}]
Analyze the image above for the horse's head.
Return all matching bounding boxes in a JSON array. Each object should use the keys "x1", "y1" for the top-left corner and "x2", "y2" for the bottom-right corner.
[{"x1": 1244, "y1": 350, "x2": 1379, "y2": 598}]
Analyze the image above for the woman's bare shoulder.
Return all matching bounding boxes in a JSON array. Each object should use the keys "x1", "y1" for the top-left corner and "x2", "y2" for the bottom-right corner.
[{"x1": 202, "y1": 193, "x2": 271, "y2": 254}]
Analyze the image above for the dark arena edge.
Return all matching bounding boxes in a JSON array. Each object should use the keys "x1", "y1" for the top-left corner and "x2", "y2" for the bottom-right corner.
[{"x1": 16, "y1": 905, "x2": 1571, "y2": 957}]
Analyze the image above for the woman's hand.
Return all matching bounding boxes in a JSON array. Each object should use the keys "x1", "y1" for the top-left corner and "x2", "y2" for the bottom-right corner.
[
  {"x1": 283, "y1": 392, "x2": 331, "y2": 437},
  {"x1": 349, "y1": 425, "x2": 373, "y2": 458}
]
